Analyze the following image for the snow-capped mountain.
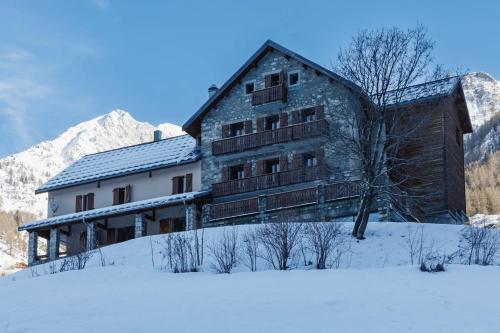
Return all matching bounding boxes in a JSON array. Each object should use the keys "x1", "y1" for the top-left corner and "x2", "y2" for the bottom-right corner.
[
  {"x1": 0, "y1": 110, "x2": 183, "y2": 217},
  {"x1": 462, "y1": 72, "x2": 500, "y2": 129}
]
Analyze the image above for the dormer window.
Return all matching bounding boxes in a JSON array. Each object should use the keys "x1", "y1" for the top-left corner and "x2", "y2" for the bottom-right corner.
[
  {"x1": 288, "y1": 71, "x2": 299, "y2": 86},
  {"x1": 230, "y1": 122, "x2": 244, "y2": 137},
  {"x1": 245, "y1": 81, "x2": 255, "y2": 95}
]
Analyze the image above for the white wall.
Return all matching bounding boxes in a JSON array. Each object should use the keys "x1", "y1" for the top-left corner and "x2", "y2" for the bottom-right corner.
[{"x1": 47, "y1": 161, "x2": 201, "y2": 217}]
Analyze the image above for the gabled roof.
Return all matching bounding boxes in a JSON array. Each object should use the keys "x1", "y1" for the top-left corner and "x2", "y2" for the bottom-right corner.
[
  {"x1": 36, "y1": 134, "x2": 199, "y2": 194},
  {"x1": 19, "y1": 191, "x2": 209, "y2": 231},
  {"x1": 182, "y1": 39, "x2": 362, "y2": 137}
]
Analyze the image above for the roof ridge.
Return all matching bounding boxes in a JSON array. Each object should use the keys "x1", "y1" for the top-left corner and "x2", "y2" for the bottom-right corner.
[{"x1": 384, "y1": 76, "x2": 460, "y2": 95}]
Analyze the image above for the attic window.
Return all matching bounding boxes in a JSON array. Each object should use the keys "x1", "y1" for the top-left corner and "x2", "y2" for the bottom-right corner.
[
  {"x1": 245, "y1": 81, "x2": 255, "y2": 95},
  {"x1": 269, "y1": 73, "x2": 281, "y2": 87},
  {"x1": 288, "y1": 71, "x2": 299, "y2": 86}
]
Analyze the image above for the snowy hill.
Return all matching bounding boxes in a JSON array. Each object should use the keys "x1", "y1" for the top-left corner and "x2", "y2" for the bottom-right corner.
[
  {"x1": 462, "y1": 72, "x2": 500, "y2": 129},
  {"x1": 0, "y1": 110, "x2": 183, "y2": 217},
  {"x1": 1, "y1": 222, "x2": 499, "y2": 332}
]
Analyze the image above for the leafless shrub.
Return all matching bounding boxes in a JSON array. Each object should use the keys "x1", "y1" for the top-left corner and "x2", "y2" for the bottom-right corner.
[
  {"x1": 49, "y1": 261, "x2": 57, "y2": 274},
  {"x1": 459, "y1": 226, "x2": 500, "y2": 266},
  {"x1": 158, "y1": 230, "x2": 204, "y2": 273},
  {"x1": 208, "y1": 227, "x2": 239, "y2": 274},
  {"x1": 242, "y1": 227, "x2": 259, "y2": 272},
  {"x1": 30, "y1": 267, "x2": 39, "y2": 278},
  {"x1": 257, "y1": 221, "x2": 303, "y2": 270},
  {"x1": 304, "y1": 222, "x2": 347, "y2": 269},
  {"x1": 404, "y1": 224, "x2": 426, "y2": 265}
]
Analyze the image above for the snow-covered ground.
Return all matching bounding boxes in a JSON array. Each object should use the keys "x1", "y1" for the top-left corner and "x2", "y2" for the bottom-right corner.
[{"x1": 1, "y1": 222, "x2": 499, "y2": 333}]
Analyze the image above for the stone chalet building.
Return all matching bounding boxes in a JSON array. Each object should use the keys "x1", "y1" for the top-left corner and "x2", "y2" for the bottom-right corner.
[{"x1": 19, "y1": 40, "x2": 472, "y2": 265}]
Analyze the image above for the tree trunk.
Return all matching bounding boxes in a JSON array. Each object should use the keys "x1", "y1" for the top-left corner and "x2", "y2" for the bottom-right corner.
[{"x1": 352, "y1": 187, "x2": 374, "y2": 239}]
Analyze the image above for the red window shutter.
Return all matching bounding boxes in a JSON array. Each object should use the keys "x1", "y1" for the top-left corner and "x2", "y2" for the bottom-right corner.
[
  {"x1": 256, "y1": 160, "x2": 265, "y2": 176},
  {"x1": 185, "y1": 173, "x2": 193, "y2": 192},
  {"x1": 172, "y1": 177, "x2": 179, "y2": 194},
  {"x1": 221, "y1": 124, "x2": 231, "y2": 138},
  {"x1": 279, "y1": 70, "x2": 285, "y2": 85},
  {"x1": 316, "y1": 105, "x2": 325, "y2": 119},
  {"x1": 75, "y1": 195, "x2": 82, "y2": 212},
  {"x1": 279, "y1": 156, "x2": 288, "y2": 172},
  {"x1": 125, "y1": 185, "x2": 132, "y2": 203},
  {"x1": 221, "y1": 166, "x2": 229, "y2": 182},
  {"x1": 243, "y1": 163, "x2": 252, "y2": 178},
  {"x1": 112, "y1": 188, "x2": 119, "y2": 205},
  {"x1": 87, "y1": 193, "x2": 94, "y2": 210},
  {"x1": 292, "y1": 153, "x2": 303, "y2": 169},
  {"x1": 315, "y1": 149, "x2": 325, "y2": 165},
  {"x1": 264, "y1": 74, "x2": 272, "y2": 88},
  {"x1": 256, "y1": 117, "x2": 265, "y2": 132},
  {"x1": 291, "y1": 111, "x2": 300, "y2": 124},
  {"x1": 244, "y1": 120, "x2": 252, "y2": 134},
  {"x1": 279, "y1": 112, "x2": 288, "y2": 127}
]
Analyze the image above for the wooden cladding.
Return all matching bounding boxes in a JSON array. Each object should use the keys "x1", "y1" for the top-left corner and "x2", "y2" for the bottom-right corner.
[
  {"x1": 211, "y1": 197, "x2": 259, "y2": 220},
  {"x1": 252, "y1": 85, "x2": 287, "y2": 105},
  {"x1": 212, "y1": 119, "x2": 329, "y2": 155},
  {"x1": 209, "y1": 181, "x2": 361, "y2": 221},
  {"x1": 212, "y1": 165, "x2": 328, "y2": 197}
]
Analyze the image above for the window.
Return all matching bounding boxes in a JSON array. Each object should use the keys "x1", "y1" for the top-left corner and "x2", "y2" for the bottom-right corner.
[
  {"x1": 177, "y1": 176, "x2": 185, "y2": 194},
  {"x1": 75, "y1": 193, "x2": 94, "y2": 212},
  {"x1": 118, "y1": 188, "x2": 126, "y2": 204},
  {"x1": 288, "y1": 71, "x2": 299, "y2": 86},
  {"x1": 230, "y1": 122, "x2": 244, "y2": 137},
  {"x1": 269, "y1": 73, "x2": 281, "y2": 87},
  {"x1": 265, "y1": 159, "x2": 280, "y2": 174},
  {"x1": 303, "y1": 153, "x2": 317, "y2": 167},
  {"x1": 302, "y1": 109, "x2": 316, "y2": 122},
  {"x1": 230, "y1": 164, "x2": 245, "y2": 180},
  {"x1": 265, "y1": 115, "x2": 280, "y2": 130},
  {"x1": 113, "y1": 185, "x2": 131, "y2": 205},
  {"x1": 245, "y1": 81, "x2": 255, "y2": 95}
]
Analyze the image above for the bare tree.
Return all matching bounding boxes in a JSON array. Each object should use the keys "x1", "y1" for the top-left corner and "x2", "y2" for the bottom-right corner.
[
  {"x1": 334, "y1": 25, "x2": 436, "y2": 239},
  {"x1": 459, "y1": 225, "x2": 500, "y2": 265},
  {"x1": 208, "y1": 227, "x2": 239, "y2": 274},
  {"x1": 304, "y1": 222, "x2": 345, "y2": 269},
  {"x1": 158, "y1": 230, "x2": 204, "y2": 273},
  {"x1": 242, "y1": 227, "x2": 259, "y2": 272},
  {"x1": 257, "y1": 221, "x2": 302, "y2": 270}
]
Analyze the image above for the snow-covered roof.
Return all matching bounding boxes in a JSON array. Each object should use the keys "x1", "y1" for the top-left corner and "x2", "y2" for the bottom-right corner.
[
  {"x1": 36, "y1": 134, "x2": 199, "y2": 194},
  {"x1": 386, "y1": 76, "x2": 460, "y2": 105},
  {"x1": 19, "y1": 191, "x2": 209, "y2": 231}
]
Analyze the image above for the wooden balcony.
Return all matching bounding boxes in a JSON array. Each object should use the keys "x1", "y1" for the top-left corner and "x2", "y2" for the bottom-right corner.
[
  {"x1": 212, "y1": 165, "x2": 328, "y2": 197},
  {"x1": 266, "y1": 187, "x2": 317, "y2": 211},
  {"x1": 211, "y1": 197, "x2": 259, "y2": 220},
  {"x1": 251, "y1": 85, "x2": 287, "y2": 106},
  {"x1": 212, "y1": 119, "x2": 329, "y2": 155},
  {"x1": 325, "y1": 181, "x2": 361, "y2": 201}
]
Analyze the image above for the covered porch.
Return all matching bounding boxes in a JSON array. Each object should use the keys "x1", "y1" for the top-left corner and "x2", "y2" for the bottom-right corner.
[{"x1": 19, "y1": 191, "x2": 209, "y2": 266}]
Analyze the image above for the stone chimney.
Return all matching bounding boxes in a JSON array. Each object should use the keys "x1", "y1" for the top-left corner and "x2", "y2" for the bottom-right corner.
[
  {"x1": 153, "y1": 130, "x2": 162, "y2": 142},
  {"x1": 208, "y1": 84, "x2": 218, "y2": 98}
]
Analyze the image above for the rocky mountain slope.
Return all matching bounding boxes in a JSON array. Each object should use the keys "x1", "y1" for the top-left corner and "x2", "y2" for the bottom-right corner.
[
  {"x1": 0, "y1": 110, "x2": 183, "y2": 218},
  {"x1": 461, "y1": 72, "x2": 500, "y2": 129}
]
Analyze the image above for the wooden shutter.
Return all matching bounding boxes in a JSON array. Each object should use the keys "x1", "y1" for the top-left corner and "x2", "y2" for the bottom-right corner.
[
  {"x1": 315, "y1": 149, "x2": 325, "y2": 165},
  {"x1": 291, "y1": 111, "x2": 300, "y2": 124},
  {"x1": 244, "y1": 163, "x2": 252, "y2": 178},
  {"x1": 292, "y1": 153, "x2": 303, "y2": 169},
  {"x1": 221, "y1": 124, "x2": 231, "y2": 138},
  {"x1": 112, "y1": 188, "x2": 119, "y2": 205},
  {"x1": 256, "y1": 117, "x2": 265, "y2": 132},
  {"x1": 185, "y1": 173, "x2": 193, "y2": 192},
  {"x1": 87, "y1": 193, "x2": 94, "y2": 210},
  {"x1": 75, "y1": 195, "x2": 82, "y2": 212},
  {"x1": 256, "y1": 160, "x2": 265, "y2": 176},
  {"x1": 221, "y1": 166, "x2": 229, "y2": 182},
  {"x1": 279, "y1": 156, "x2": 288, "y2": 172},
  {"x1": 279, "y1": 70, "x2": 285, "y2": 85},
  {"x1": 264, "y1": 74, "x2": 272, "y2": 88},
  {"x1": 172, "y1": 177, "x2": 179, "y2": 194},
  {"x1": 279, "y1": 112, "x2": 288, "y2": 127},
  {"x1": 316, "y1": 105, "x2": 325, "y2": 119},
  {"x1": 125, "y1": 185, "x2": 132, "y2": 203},
  {"x1": 244, "y1": 120, "x2": 252, "y2": 134}
]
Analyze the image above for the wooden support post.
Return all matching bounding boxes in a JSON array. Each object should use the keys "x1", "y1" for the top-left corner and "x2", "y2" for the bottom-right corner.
[
  {"x1": 49, "y1": 227, "x2": 60, "y2": 261},
  {"x1": 28, "y1": 230, "x2": 38, "y2": 266}
]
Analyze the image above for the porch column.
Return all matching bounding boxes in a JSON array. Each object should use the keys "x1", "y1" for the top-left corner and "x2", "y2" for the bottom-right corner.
[
  {"x1": 28, "y1": 230, "x2": 38, "y2": 266},
  {"x1": 258, "y1": 195, "x2": 268, "y2": 223},
  {"x1": 86, "y1": 222, "x2": 96, "y2": 251},
  {"x1": 49, "y1": 227, "x2": 60, "y2": 261},
  {"x1": 201, "y1": 204, "x2": 211, "y2": 227},
  {"x1": 135, "y1": 213, "x2": 146, "y2": 238},
  {"x1": 185, "y1": 204, "x2": 196, "y2": 231},
  {"x1": 316, "y1": 182, "x2": 326, "y2": 221}
]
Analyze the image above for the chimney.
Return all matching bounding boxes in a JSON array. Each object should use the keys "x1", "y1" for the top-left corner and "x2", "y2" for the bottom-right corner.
[
  {"x1": 208, "y1": 84, "x2": 218, "y2": 98},
  {"x1": 153, "y1": 130, "x2": 162, "y2": 142}
]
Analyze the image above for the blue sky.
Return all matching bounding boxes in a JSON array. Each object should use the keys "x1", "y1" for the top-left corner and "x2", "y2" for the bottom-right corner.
[{"x1": 0, "y1": 0, "x2": 498, "y2": 157}]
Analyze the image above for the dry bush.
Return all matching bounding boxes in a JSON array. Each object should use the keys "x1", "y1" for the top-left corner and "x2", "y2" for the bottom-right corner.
[
  {"x1": 208, "y1": 227, "x2": 238, "y2": 274},
  {"x1": 304, "y1": 222, "x2": 347, "y2": 269},
  {"x1": 158, "y1": 230, "x2": 204, "y2": 273},
  {"x1": 459, "y1": 226, "x2": 500, "y2": 266},
  {"x1": 242, "y1": 227, "x2": 259, "y2": 272},
  {"x1": 257, "y1": 221, "x2": 303, "y2": 270}
]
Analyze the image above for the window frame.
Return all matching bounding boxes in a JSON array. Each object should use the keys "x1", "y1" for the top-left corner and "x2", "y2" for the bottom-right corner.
[
  {"x1": 264, "y1": 159, "x2": 280, "y2": 174},
  {"x1": 244, "y1": 80, "x2": 256, "y2": 95},
  {"x1": 229, "y1": 164, "x2": 245, "y2": 180},
  {"x1": 303, "y1": 153, "x2": 317, "y2": 167},
  {"x1": 288, "y1": 70, "x2": 300, "y2": 86},
  {"x1": 265, "y1": 115, "x2": 280, "y2": 131},
  {"x1": 230, "y1": 122, "x2": 245, "y2": 137}
]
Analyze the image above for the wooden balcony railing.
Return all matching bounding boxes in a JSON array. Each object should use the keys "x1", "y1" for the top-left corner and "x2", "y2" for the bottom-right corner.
[
  {"x1": 267, "y1": 187, "x2": 317, "y2": 210},
  {"x1": 212, "y1": 119, "x2": 329, "y2": 155},
  {"x1": 252, "y1": 85, "x2": 287, "y2": 105},
  {"x1": 212, "y1": 165, "x2": 328, "y2": 197},
  {"x1": 211, "y1": 197, "x2": 259, "y2": 221},
  {"x1": 325, "y1": 181, "x2": 361, "y2": 201}
]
